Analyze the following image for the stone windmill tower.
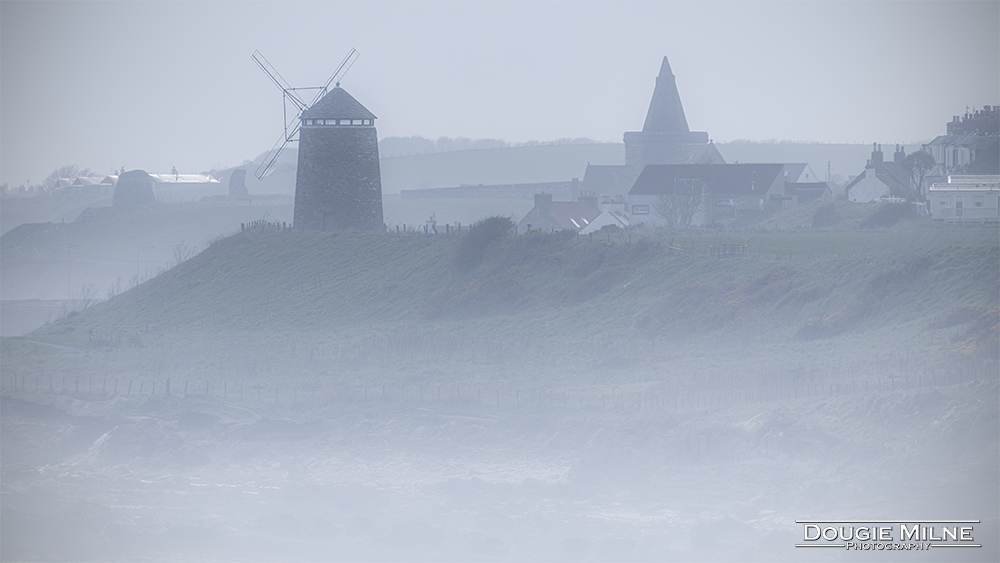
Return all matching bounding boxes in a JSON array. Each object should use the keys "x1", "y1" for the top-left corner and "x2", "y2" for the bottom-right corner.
[
  {"x1": 253, "y1": 49, "x2": 383, "y2": 231},
  {"x1": 294, "y1": 88, "x2": 383, "y2": 231}
]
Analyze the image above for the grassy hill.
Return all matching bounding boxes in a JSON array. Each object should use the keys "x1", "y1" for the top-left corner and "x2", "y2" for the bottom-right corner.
[
  {"x1": 3, "y1": 215, "x2": 997, "y2": 562},
  {"x1": 19, "y1": 216, "x2": 997, "y2": 390}
]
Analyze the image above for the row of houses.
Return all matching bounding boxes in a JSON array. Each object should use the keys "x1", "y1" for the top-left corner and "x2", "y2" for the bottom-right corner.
[
  {"x1": 517, "y1": 162, "x2": 835, "y2": 232},
  {"x1": 55, "y1": 172, "x2": 223, "y2": 201},
  {"x1": 518, "y1": 165, "x2": 998, "y2": 233},
  {"x1": 515, "y1": 60, "x2": 997, "y2": 231}
]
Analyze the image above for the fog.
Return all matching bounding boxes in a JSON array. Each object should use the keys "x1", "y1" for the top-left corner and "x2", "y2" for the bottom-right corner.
[
  {"x1": 2, "y1": 1, "x2": 998, "y2": 185},
  {"x1": 2, "y1": 1, "x2": 999, "y2": 562}
]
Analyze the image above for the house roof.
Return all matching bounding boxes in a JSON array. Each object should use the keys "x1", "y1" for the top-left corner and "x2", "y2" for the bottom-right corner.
[
  {"x1": 582, "y1": 165, "x2": 634, "y2": 194},
  {"x1": 924, "y1": 135, "x2": 999, "y2": 150},
  {"x1": 579, "y1": 210, "x2": 629, "y2": 234},
  {"x1": 844, "y1": 161, "x2": 909, "y2": 194},
  {"x1": 148, "y1": 174, "x2": 220, "y2": 184},
  {"x1": 549, "y1": 201, "x2": 601, "y2": 230},
  {"x1": 785, "y1": 182, "x2": 833, "y2": 203},
  {"x1": 518, "y1": 199, "x2": 600, "y2": 232},
  {"x1": 642, "y1": 56, "x2": 690, "y2": 134},
  {"x1": 301, "y1": 87, "x2": 377, "y2": 120},
  {"x1": 629, "y1": 163, "x2": 785, "y2": 196}
]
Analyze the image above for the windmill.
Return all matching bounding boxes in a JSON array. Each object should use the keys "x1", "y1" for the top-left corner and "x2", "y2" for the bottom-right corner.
[
  {"x1": 252, "y1": 48, "x2": 359, "y2": 180},
  {"x1": 252, "y1": 48, "x2": 384, "y2": 231}
]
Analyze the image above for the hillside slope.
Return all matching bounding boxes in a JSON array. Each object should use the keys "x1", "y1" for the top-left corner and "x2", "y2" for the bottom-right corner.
[
  {"x1": 25, "y1": 224, "x2": 998, "y2": 389},
  {"x1": 4, "y1": 223, "x2": 997, "y2": 563}
]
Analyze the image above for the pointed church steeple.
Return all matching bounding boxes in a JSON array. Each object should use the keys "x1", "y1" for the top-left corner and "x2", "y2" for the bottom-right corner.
[{"x1": 641, "y1": 56, "x2": 690, "y2": 134}]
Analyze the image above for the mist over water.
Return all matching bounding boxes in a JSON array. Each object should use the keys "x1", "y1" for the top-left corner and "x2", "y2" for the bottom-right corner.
[
  {"x1": 2, "y1": 2, "x2": 999, "y2": 561},
  {"x1": 3, "y1": 226, "x2": 998, "y2": 562}
]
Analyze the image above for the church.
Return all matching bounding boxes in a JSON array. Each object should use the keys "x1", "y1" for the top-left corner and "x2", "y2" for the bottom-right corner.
[{"x1": 582, "y1": 56, "x2": 726, "y2": 200}]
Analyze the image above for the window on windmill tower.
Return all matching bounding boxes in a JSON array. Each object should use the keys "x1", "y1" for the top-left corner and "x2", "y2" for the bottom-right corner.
[{"x1": 352, "y1": 119, "x2": 363, "y2": 125}]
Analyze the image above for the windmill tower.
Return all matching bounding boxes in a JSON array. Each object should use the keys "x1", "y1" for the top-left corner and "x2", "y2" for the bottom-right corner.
[{"x1": 254, "y1": 49, "x2": 383, "y2": 231}]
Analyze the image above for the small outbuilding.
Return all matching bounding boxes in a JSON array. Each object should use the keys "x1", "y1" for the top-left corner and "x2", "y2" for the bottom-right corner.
[{"x1": 517, "y1": 193, "x2": 600, "y2": 233}]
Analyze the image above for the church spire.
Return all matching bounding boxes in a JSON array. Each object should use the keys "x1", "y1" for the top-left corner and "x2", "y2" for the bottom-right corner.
[{"x1": 641, "y1": 56, "x2": 690, "y2": 134}]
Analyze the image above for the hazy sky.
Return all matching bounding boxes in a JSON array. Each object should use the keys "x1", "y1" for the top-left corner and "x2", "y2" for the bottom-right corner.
[{"x1": 1, "y1": 1, "x2": 997, "y2": 185}]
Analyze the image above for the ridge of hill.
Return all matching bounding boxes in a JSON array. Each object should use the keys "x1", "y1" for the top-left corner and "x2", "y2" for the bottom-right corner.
[{"x1": 23, "y1": 222, "x2": 998, "y2": 389}]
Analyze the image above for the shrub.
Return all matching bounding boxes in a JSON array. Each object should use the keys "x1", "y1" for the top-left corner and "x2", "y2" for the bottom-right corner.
[{"x1": 454, "y1": 216, "x2": 515, "y2": 270}]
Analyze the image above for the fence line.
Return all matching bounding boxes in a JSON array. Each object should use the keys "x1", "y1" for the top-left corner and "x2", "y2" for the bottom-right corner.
[{"x1": 3, "y1": 366, "x2": 994, "y2": 416}]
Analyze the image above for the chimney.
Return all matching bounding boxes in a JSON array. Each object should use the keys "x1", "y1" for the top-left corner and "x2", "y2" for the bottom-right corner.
[
  {"x1": 893, "y1": 144, "x2": 905, "y2": 163},
  {"x1": 871, "y1": 143, "x2": 884, "y2": 166},
  {"x1": 534, "y1": 193, "x2": 553, "y2": 214}
]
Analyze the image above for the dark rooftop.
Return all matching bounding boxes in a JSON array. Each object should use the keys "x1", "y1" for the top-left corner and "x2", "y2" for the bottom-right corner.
[
  {"x1": 301, "y1": 87, "x2": 377, "y2": 120},
  {"x1": 629, "y1": 163, "x2": 785, "y2": 196}
]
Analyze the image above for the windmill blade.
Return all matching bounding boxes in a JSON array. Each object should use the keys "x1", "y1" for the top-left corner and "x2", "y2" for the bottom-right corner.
[
  {"x1": 254, "y1": 122, "x2": 301, "y2": 180},
  {"x1": 310, "y1": 48, "x2": 359, "y2": 107},
  {"x1": 252, "y1": 50, "x2": 308, "y2": 111}
]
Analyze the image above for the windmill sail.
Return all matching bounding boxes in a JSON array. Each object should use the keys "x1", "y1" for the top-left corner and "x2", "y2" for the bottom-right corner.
[
  {"x1": 253, "y1": 48, "x2": 359, "y2": 180},
  {"x1": 254, "y1": 122, "x2": 300, "y2": 180},
  {"x1": 310, "y1": 49, "x2": 359, "y2": 107}
]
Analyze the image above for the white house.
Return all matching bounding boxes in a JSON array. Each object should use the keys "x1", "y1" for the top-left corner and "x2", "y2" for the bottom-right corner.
[{"x1": 845, "y1": 144, "x2": 911, "y2": 203}]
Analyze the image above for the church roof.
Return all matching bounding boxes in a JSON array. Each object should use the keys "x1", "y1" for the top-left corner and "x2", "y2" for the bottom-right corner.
[
  {"x1": 641, "y1": 56, "x2": 690, "y2": 134},
  {"x1": 630, "y1": 163, "x2": 785, "y2": 196},
  {"x1": 301, "y1": 87, "x2": 377, "y2": 120}
]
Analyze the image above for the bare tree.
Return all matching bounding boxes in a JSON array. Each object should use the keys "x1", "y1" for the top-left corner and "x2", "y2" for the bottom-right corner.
[
  {"x1": 106, "y1": 277, "x2": 124, "y2": 300},
  {"x1": 901, "y1": 151, "x2": 936, "y2": 201},
  {"x1": 653, "y1": 177, "x2": 704, "y2": 227},
  {"x1": 74, "y1": 283, "x2": 100, "y2": 311},
  {"x1": 171, "y1": 241, "x2": 197, "y2": 267},
  {"x1": 43, "y1": 164, "x2": 94, "y2": 190}
]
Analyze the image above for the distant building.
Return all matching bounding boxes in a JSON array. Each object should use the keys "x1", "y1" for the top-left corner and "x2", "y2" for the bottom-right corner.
[
  {"x1": 923, "y1": 105, "x2": 999, "y2": 181},
  {"x1": 628, "y1": 163, "x2": 786, "y2": 226},
  {"x1": 113, "y1": 170, "x2": 157, "y2": 207},
  {"x1": 517, "y1": 193, "x2": 600, "y2": 233},
  {"x1": 583, "y1": 56, "x2": 725, "y2": 200},
  {"x1": 578, "y1": 210, "x2": 629, "y2": 234},
  {"x1": 146, "y1": 173, "x2": 223, "y2": 202},
  {"x1": 229, "y1": 169, "x2": 249, "y2": 199},
  {"x1": 782, "y1": 182, "x2": 834, "y2": 205},
  {"x1": 400, "y1": 179, "x2": 579, "y2": 200},
  {"x1": 928, "y1": 175, "x2": 1000, "y2": 223},
  {"x1": 845, "y1": 144, "x2": 911, "y2": 203}
]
